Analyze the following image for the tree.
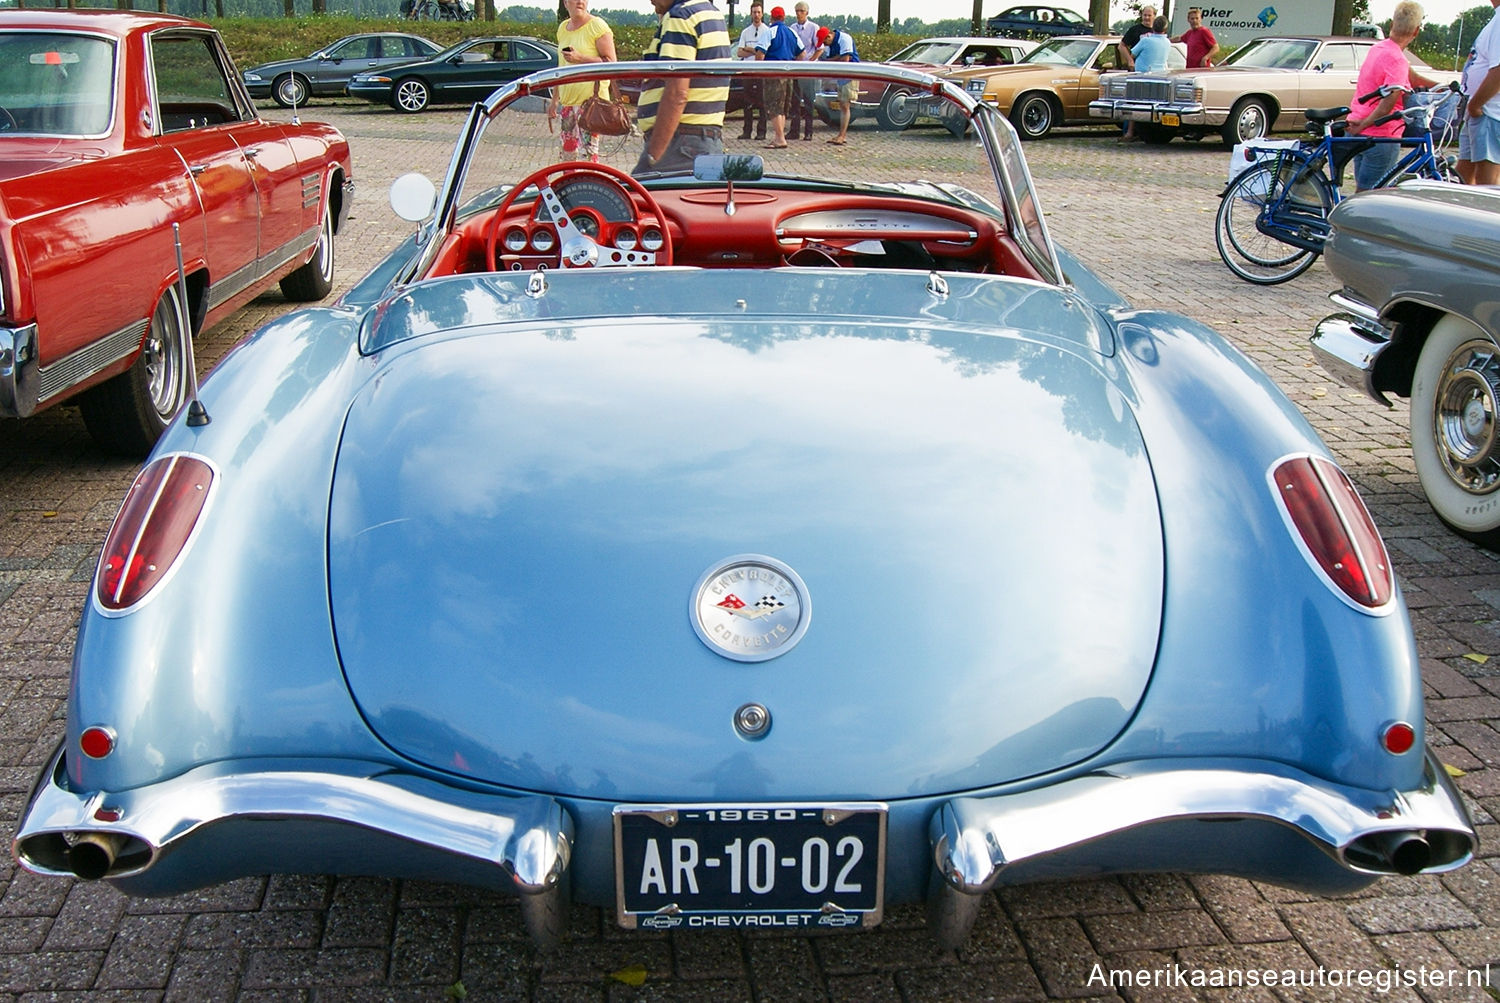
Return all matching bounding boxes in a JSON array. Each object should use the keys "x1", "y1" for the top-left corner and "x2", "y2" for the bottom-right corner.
[
  {"x1": 970, "y1": 0, "x2": 982, "y2": 36},
  {"x1": 877, "y1": 0, "x2": 889, "y2": 33},
  {"x1": 1088, "y1": 0, "x2": 1109, "y2": 33}
]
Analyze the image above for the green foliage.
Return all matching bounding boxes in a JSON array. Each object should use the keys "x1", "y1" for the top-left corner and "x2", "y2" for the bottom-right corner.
[{"x1": 211, "y1": 11, "x2": 920, "y2": 66}]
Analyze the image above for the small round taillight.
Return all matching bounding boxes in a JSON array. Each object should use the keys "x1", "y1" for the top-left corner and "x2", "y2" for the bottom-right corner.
[
  {"x1": 1382, "y1": 721, "x2": 1417, "y2": 755},
  {"x1": 79, "y1": 726, "x2": 115, "y2": 760}
]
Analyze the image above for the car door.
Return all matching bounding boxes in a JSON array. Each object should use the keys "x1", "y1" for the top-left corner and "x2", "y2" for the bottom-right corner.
[
  {"x1": 316, "y1": 36, "x2": 382, "y2": 90},
  {"x1": 151, "y1": 30, "x2": 301, "y2": 307},
  {"x1": 1061, "y1": 42, "x2": 1115, "y2": 118},
  {"x1": 1300, "y1": 41, "x2": 1365, "y2": 117}
]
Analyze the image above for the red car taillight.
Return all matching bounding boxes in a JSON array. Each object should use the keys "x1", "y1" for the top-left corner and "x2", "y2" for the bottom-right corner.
[
  {"x1": 1272, "y1": 454, "x2": 1393, "y2": 610},
  {"x1": 96, "y1": 454, "x2": 214, "y2": 611}
]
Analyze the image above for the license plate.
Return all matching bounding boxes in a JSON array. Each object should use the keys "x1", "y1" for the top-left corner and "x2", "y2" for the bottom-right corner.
[
  {"x1": 614, "y1": 803, "x2": 886, "y2": 931},
  {"x1": 1159, "y1": 112, "x2": 1180, "y2": 126}
]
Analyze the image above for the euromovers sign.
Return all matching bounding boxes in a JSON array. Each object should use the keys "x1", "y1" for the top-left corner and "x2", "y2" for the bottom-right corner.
[{"x1": 1169, "y1": 3, "x2": 1340, "y2": 49}]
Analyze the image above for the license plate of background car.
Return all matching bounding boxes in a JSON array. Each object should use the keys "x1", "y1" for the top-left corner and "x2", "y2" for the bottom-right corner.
[
  {"x1": 613, "y1": 803, "x2": 887, "y2": 932},
  {"x1": 1159, "y1": 112, "x2": 1180, "y2": 126}
]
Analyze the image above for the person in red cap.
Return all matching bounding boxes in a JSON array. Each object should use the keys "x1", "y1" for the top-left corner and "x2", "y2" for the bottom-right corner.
[
  {"x1": 754, "y1": 3, "x2": 803, "y2": 148},
  {"x1": 816, "y1": 23, "x2": 858, "y2": 144}
]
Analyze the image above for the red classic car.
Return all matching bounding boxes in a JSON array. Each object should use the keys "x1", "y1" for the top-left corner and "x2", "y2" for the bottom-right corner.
[{"x1": 0, "y1": 10, "x2": 354, "y2": 455}]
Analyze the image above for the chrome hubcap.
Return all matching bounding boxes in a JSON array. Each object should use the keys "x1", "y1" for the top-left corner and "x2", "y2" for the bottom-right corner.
[
  {"x1": 1435, "y1": 338, "x2": 1500, "y2": 495},
  {"x1": 145, "y1": 294, "x2": 184, "y2": 419}
]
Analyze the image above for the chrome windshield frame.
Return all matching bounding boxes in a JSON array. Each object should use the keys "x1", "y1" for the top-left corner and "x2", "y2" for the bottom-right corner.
[{"x1": 406, "y1": 60, "x2": 1062, "y2": 287}]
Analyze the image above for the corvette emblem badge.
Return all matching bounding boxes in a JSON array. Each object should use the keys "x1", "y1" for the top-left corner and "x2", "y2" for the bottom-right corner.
[{"x1": 691, "y1": 555, "x2": 810, "y2": 662}]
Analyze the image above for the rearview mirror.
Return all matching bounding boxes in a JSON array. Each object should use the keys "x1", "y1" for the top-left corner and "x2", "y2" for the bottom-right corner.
[{"x1": 693, "y1": 154, "x2": 764, "y2": 182}]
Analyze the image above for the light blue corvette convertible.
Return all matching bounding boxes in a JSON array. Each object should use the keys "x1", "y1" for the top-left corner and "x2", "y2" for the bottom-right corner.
[{"x1": 13, "y1": 60, "x2": 1475, "y2": 949}]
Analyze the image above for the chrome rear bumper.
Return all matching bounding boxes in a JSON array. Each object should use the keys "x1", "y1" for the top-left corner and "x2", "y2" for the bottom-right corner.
[
  {"x1": 1311, "y1": 295, "x2": 1395, "y2": 406},
  {"x1": 0, "y1": 324, "x2": 39, "y2": 418},
  {"x1": 927, "y1": 751, "x2": 1474, "y2": 946},
  {"x1": 14, "y1": 745, "x2": 574, "y2": 947}
]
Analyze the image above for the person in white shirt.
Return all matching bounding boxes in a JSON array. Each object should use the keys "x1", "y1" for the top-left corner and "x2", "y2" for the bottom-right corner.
[
  {"x1": 1459, "y1": 0, "x2": 1500, "y2": 183},
  {"x1": 735, "y1": 1, "x2": 772, "y2": 139},
  {"x1": 787, "y1": 1, "x2": 821, "y2": 138}
]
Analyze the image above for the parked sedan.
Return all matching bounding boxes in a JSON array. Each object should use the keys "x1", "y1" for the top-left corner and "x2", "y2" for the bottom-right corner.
[
  {"x1": 943, "y1": 34, "x2": 1183, "y2": 139},
  {"x1": 12, "y1": 60, "x2": 1474, "y2": 953},
  {"x1": 347, "y1": 35, "x2": 557, "y2": 113},
  {"x1": 813, "y1": 35, "x2": 1038, "y2": 130},
  {"x1": 1091, "y1": 35, "x2": 1456, "y2": 145},
  {"x1": 985, "y1": 5, "x2": 1091, "y2": 39},
  {"x1": 1312, "y1": 183, "x2": 1500, "y2": 549},
  {"x1": 243, "y1": 32, "x2": 443, "y2": 108},
  {"x1": 0, "y1": 9, "x2": 352, "y2": 455}
]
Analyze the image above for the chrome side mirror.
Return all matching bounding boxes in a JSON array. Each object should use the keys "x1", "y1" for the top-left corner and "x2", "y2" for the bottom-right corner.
[{"x1": 390, "y1": 172, "x2": 437, "y2": 223}]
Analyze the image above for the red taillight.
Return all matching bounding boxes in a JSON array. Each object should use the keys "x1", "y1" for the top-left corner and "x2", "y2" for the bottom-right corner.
[
  {"x1": 1273, "y1": 455, "x2": 1393, "y2": 610},
  {"x1": 96, "y1": 454, "x2": 214, "y2": 611}
]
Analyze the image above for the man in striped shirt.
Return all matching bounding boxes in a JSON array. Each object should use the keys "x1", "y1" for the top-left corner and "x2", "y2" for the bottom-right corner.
[{"x1": 634, "y1": 0, "x2": 732, "y2": 174}]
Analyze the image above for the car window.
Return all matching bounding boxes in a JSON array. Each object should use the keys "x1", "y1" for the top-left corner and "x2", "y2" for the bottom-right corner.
[
  {"x1": 1023, "y1": 38, "x2": 1098, "y2": 67},
  {"x1": 405, "y1": 37, "x2": 436, "y2": 57},
  {"x1": 326, "y1": 38, "x2": 357, "y2": 59},
  {"x1": 1222, "y1": 37, "x2": 1317, "y2": 70},
  {"x1": 1093, "y1": 44, "x2": 1120, "y2": 71},
  {"x1": 0, "y1": 31, "x2": 114, "y2": 136},
  {"x1": 514, "y1": 42, "x2": 550, "y2": 62},
  {"x1": 902, "y1": 42, "x2": 960, "y2": 63},
  {"x1": 150, "y1": 32, "x2": 248, "y2": 132},
  {"x1": 1318, "y1": 43, "x2": 1360, "y2": 73}
]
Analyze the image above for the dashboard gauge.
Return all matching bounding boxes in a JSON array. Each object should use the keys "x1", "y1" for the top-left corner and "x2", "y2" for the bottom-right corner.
[
  {"x1": 538, "y1": 177, "x2": 635, "y2": 224},
  {"x1": 640, "y1": 228, "x2": 664, "y2": 252},
  {"x1": 531, "y1": 229, "x2": 557, "y2": 253},
  {"x1": 570, "y1": 212, "x2": 600, "y2": 238},
  {"x1": 503, "y1": 227, "x2": 529, "y2": 253},
  {"x1": 614, "y1": 227, "x2": 638, "y2": 251}
]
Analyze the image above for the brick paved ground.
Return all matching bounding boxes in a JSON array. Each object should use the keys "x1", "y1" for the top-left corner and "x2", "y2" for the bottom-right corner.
[{"x1": 1, "y1": 103, "x2": 1499, "y2": 1001}]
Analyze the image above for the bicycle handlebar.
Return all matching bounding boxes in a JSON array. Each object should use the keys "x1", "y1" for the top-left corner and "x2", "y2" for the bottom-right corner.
[{"x1": 1357, "y1": 80, "x2": 1459, "y2": 105}]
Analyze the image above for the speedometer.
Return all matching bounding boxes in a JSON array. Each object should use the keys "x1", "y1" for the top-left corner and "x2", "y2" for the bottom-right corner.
[{"x1": 553, "y1": 177, "x2": 634, "y2": 223}]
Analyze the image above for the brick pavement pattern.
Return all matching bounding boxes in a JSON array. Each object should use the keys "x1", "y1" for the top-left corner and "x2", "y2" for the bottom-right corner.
[{"x1": 1, "y1": 103, "x2": 1498, "y2": 1001}]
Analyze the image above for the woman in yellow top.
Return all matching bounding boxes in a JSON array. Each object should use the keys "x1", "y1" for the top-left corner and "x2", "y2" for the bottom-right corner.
[{"x1": 548, "y1": 0, "x2": 618, "y2": 162}]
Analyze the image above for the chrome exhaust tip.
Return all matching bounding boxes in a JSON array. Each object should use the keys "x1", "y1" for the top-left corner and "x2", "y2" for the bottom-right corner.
[
  {"x1": 1344, "y1": 827, "x2": 1472, "y2": 875},
  {"x1": 67, "y1": 832, "x2": 126, "y2": 881}
]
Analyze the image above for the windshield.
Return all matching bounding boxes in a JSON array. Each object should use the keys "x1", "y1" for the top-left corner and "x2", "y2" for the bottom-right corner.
[
  {"x1": 889, "y1": 41, "x2": 962, "y2": 65},
  {"x1": 1222, "y1": 37, "x2": 1317, "y2": 70},
  {"x1": 0, "y1": 31, "x2": 114, "y2": 136},
  {"x1": 386, "y1": 60, "x2": 1063, "y2": 339},
  {"x1": 1021, "y1": 38, "x2": 1098, "y2": 68}
]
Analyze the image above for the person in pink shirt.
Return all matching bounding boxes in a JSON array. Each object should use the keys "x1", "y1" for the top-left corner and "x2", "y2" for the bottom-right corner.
[
  {"x1": 1172, "y1": 7, "x2": 1218, "y2": 68},
  {"x1": 1347, "y1": 1, "x2": 1440, "y2": 190}
]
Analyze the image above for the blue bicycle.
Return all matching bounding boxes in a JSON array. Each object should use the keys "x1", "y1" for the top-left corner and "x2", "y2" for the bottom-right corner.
[{"x1": 1214, "y1": 82, "x2": 1459, "y2": 285}]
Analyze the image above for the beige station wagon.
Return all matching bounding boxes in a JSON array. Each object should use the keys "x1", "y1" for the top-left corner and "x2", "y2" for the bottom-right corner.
[{"x1": 1089, "y1": 35, "x2": 1456, "y2": 146}]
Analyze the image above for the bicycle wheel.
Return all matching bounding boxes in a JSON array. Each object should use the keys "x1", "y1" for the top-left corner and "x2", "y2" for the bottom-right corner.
[{"x1": 1214, "y1": 161, "x2": 1328, "y2": 285}]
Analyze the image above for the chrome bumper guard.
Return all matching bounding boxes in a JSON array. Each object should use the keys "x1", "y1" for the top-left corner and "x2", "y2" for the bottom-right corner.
[
  {"x1": 0, "y1": 324, "x2": 40, "y2": 418},
  {"x1": 1087, "y1": 99, "x2": 1207, "y2": 123},
  {"x1": 1312, "y1": 297, "x2": 1395, "y2": 406},
  {"x1": 926, "y1": 752, "x2": 1473, "y2": 948},
  {"x1": 14, "y1": 745, "x2": 574, "y2": 947}
]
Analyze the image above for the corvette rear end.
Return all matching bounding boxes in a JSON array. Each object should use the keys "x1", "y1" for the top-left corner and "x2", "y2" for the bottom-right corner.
[{"x1": 13, "y1": 61, "x2": 1474, "y2": 950}]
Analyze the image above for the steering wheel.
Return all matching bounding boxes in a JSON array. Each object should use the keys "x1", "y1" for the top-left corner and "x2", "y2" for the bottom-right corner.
[
  {"x1": 0, "y1": 107, "x2": 16, "y2": 132},
  {"x1": 486, "y1": 162, "x2": 674, "y2": 272}
]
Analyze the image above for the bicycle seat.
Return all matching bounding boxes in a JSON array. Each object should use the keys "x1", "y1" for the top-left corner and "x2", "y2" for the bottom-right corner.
[{"x1": 1305, "y1": 106, "x2": 1350, "y2": 123}]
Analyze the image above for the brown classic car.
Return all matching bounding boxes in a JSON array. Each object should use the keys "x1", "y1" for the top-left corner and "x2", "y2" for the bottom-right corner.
[
  {"x1": 1090, "y1": 35, "x2": 1457, "y2": 145},
  {"x1": 812, "y1": 36, "x2": 1038, "y2": 130},
  {"x1": 941, "y1": 34, "x2": 1184, "y2": 139},
  {"x1": 0, "y1": 9, "x2": 353, "y2": 455}
]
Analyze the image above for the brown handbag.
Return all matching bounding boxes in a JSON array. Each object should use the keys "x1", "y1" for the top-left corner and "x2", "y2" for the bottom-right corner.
[{"x1": 577, "y1": 80, "x2": 632, "y2": 136}]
